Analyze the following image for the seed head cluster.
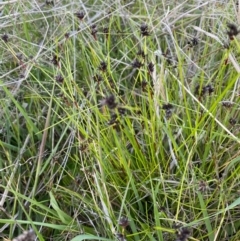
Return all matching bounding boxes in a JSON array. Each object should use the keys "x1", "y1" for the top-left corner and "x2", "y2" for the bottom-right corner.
[
  {"x1": 140, "y1": 23, "x2": 150, "y2": 36},
  {"x1": 175, "y1": 227, "x2": 191, "y2": 241},
  {"x1": 118, "y1": 216, "x2": 129, "y2": 228},
  {"x1": 195, "y1": 84, "x2": 214, "y2": 96},
  {"x1": 131, "y1": 59, "x2": 144, "y2": 69},
  {"x1": 227, "y1": 23, "x2": 239, "y2": 40},
  {"x1": 99, "y1": 61, "x2": 107, "y2": 72},
  {"x1": 2, "y1": 33, "x2": 9, "y2": 43},
  {"x1": 188, "y1": 37, "x2": 198, "y2": 47},
  {"x1": 162, "y1": 103, "x2": 174, "y2": 119},
  {"x1": 104, "y1": 95, "x2": 118, "y2": 109},
  {"x1": 75, "y1": 11, "x2": 85, "y2": 20}
]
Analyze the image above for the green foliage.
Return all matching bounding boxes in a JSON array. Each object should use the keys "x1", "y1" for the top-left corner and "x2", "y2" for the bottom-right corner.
[{"x1": 0, "y1": 1, "x2": 240, "y2": 241}]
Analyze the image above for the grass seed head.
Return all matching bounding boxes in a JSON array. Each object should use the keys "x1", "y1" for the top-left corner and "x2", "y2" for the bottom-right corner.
[
  {"x1": 91, "y1": 24, "x2": 98, "y2": 38},
  {"x1": 140, "y1": 23, "x2": 150, "y2": 36},
  {"x1": 118, "y1": 216, "x2": 129, "y2": 228},
  {"x1": 176, "y1": 227, "x2": 191, "y2": 241},
  {"x1": 203, "y1": 84, "x2": 214, "y2": 95},
  {"x1": 162, "y1": 103, "x2": 173, "y2": 119},
  {"x1": 227, "y1": 23, "x2": 239, "y2": 40},
  {"x1": 221, "y1": 101, "x2": 233, "y2": 108},
  {"x1": 75, "y1": 11, "x2": 85, "y2": 20},
  {"x1": 188, "y1": 37, "x2": 198, "y2": 47},
  {"x1": 46, "y1": 0, "x2": 54, "y2": 5},
  {"x1": 2, "y1": 34, "x2": 9, "y2": 43},
  {"x1": 195, "y1": 84, "x2": 214, "y2": 96},
  {"x1": 131, "y1": 59, "x2": 144, "y2": 69},
  {"x1": 99, "y1": 61, "x2": 107, "y2": 72},
  {"x1": 103, "y1": 26, "x2": 109, "y2": 36},
  {"x1": 51, "y1": 54, "x2": 60, "y2": 66},
  {"x1": 108, "y1": 113, "x2": 118, "y2": 125},
  {"x1": 147, "y1": 62, "x2": 154, "y2": 73},
  {"x1": 104, "y1": 95, "x2": 117, "y2": 109},
  {"x1": 162, "y1": 103, "x2": 173, "y2": 110},
  {"x1": 65, "y1": 32, "x2": 70, "y2": 39},
  {"x1": 229, "y1": 117, "x2": 237, "y2": 125},
  {"x1": 141, "y1": 80, "x2": 148, "y2": 91},
  {"x1": 108, "y1": 113, "x2": 121, "y2": 131},
  {"x1": 55, "y1": 74, "x2": 64, "y2": 83},
  {"x1": 117, "y1": 107, "x2": 126, "y2": 115}
]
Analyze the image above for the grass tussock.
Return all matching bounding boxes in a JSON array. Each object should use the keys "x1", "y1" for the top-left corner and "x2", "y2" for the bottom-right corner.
[{"x1": 1, "y1": 1, "x2": 240, "y2": 241}]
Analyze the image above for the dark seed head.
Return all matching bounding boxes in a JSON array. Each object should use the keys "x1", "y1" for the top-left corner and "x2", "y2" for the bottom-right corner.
[
  {"x1": 2, "y1": 34, "x2": 9, "y2": 43},
  {"x1": 162, "y1": 103, "x2": 173, "y2": 110},
  {"x1": 140, "y1": 23, "x2": 150, "y2": 36},
  {"x1": 203, "y1": 84, "x2": 214, "y2": 95},
  {"x1": 91, "y1": 24, "x2": 98, "y2": 35},
  {"x1": 176, "y1": 227, "x2": 191, "y2": 241},
  {"x1": 173, "y1": 222, "x2": 182, "y2": 230},
  {"x1": 55, "y1": 74, "x2": 64, "y2": 83},
  {"x1": 195, "y1": 84, "x2": 214, "y2": 96},
  {"x1": 103, "y1": 27, "x2": 109, "y2": 34},
  {"x1": 104, "y1": 95, "x2": 117, "y2": 109},
  {"x1": 117, "y1": 107, "x2": 126, "y2": 115},
  {"x1": 118, "y1": 216, "x2": 129, "y2": 228},
  {"x1": 46, "y1": 0, "x2": 54, "y2": 5},
  {"x1": 108, "y1": 114, "x2": 121, "y2": 131},
  {"x1": 229, "y1": 118, "x2": 237, "y2": 125},
  {"x1": 65, "y1": 32, "x2": 70, "y2": 39},
  {"x1": 192, "y1": 37, "x2": 198, "y2": 46},
  {"x1": 99, "y1": 61, "x2": 107, "y2": 72},
  {"x1": 227, "y1": 23, "x2": 239, "y2": 40},
  {"x1": 162, "y1": 103, "x2": 173, "y2": 119},
  {"x1": 148, "y1": 62, "x2": 154, "y2": 73},
  {"x1": 221, "y1": 101, "x2": 233, "y2": 108},
  {"x1": 188, "y1": 37, "x2": 198, "y2": 47},
  {"x1": 141, "y1": 80, "x2": 148, "y2": 91},
  {"x1": 140, "y1": 23, "x2": 148, "y2": 31},
  {"x1": 75, "y1": 11, "x2": 85, "y2": 20},
  {"x1": 51, "y1": 55, "x2": 60, "y2": 66},
  {"x1": 108, "y1": 113, "x2": 118, "y2": 125},
  {"x1": 159, "y1": 206, "x2": 166, "y2": 212},
  {"x1": 131, "y1": 59, "x2": 143, "y2": 69},
  {"x1": 165, "y1": 109, "x2": 172, "y2": 119}
]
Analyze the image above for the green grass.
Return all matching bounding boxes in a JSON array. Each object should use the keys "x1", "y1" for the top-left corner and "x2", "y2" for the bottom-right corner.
[{"x1": 1, "y1": 1, "x2": 240, "y2": 241}]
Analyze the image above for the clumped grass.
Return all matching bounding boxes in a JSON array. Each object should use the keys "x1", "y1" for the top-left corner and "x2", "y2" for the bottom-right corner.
[{"x1": 1, "y1": 1, "x2": 240, "y2": 241}]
